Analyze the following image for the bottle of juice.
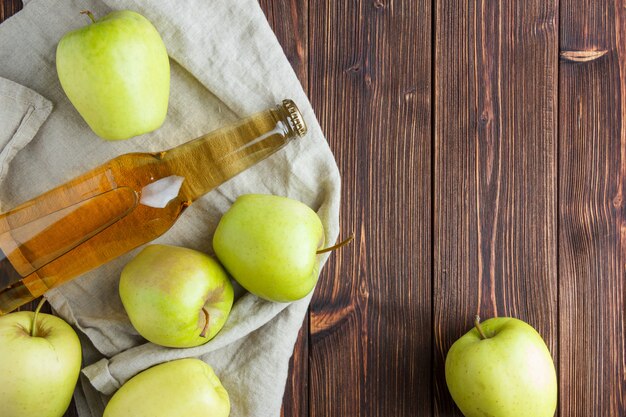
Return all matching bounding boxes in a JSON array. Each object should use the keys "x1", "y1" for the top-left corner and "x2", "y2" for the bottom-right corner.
[{"x1": 0, "y1": 99, "x2": 307, "y2": 314}]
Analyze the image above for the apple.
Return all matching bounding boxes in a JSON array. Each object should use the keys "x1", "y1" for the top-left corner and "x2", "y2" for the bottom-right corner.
[
  {"x1": 56, "y1": 10, "x2": 170, "y2": 140},
  {"x1": 119, "y1": 244, "x2": 234, "y2": 348},
  {"x1": 0, "y1": 300, "x2": 82, "y2": 417},
  {"x1": 213, "y1": 194, "x2": 327, "y2": 302},
  {"x1": 104, "y1": 358, "x2": 230, "y2": 417},
  {"x1": 445, "y1": 316, "x2": 557, "y2": 417}
]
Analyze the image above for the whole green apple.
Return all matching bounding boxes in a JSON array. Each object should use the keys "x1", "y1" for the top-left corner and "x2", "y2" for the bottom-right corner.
[
  {"x1": 0, "y1": 300, "x2": 82, "y2": 417},
  {"x1": 104, "y1": 358, "x2": 230, "y2": 417},
  {"x1": 445, "y1": 316, "x2": 557, "y2": 417},
  {"x1": 120, "y1": 244, "x2": 234, "y2": 348},
  {"x1": 56, "y1": 10, "x2": 170, "y2": 140},
  {"x1": 213, "y1": 194, "x2": 325, "y2": 302}
]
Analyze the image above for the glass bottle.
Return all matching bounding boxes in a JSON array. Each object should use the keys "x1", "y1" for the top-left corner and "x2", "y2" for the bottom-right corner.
[{"x1": 0, "y1": 99, "x2": 307, "y2": 314}]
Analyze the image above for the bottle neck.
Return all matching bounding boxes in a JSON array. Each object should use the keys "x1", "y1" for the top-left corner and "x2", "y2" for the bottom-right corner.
[{"x1": 161, "y1": 100, "x2": 307, "y2": 202}]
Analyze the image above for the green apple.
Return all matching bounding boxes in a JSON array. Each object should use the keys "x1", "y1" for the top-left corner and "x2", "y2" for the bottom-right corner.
[
  {"x1": 0, "y1": 300, "x2": 82, "y2": 417},
  {"x1": 445, "y1": 316, "x2": 557, "y2": 417},
  {"x1": 213, "y1": 194, "x2": 325, "y2": 302},
  {"x1": 120, "y1": 244, "x2": 234, "y2": 348},
  {"x1": 56, "y1": 10, "x2": 170, "y2": 140},
  {"x1": 104, "y1": 358, "x2": 230, "y2": 417}
]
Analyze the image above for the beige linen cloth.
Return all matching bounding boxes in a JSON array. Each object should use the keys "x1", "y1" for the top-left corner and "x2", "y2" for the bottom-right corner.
[{"x1": 0, "y1": 1, "x2": 340, "y2": 416}]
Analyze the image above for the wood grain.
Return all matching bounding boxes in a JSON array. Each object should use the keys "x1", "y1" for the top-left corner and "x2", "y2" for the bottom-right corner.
[
  {"x1": 258, "y1": 2, "x2": 311, "y2": 416},
  {"x1": 259, "y1": 0, "x2": 308, "y2": 90},
  {"x1": 0, "y1": 0, "x2": 21, "y2": 21},
  {"x1": 559, "y1": 0, "x2": 626, "y2": 414},
  {"x1": 308, "y1": 0, "x2": 432, "y2": 416},
  {"x1": 433, "y1": 0, "x2": 558, "y2": 415}
]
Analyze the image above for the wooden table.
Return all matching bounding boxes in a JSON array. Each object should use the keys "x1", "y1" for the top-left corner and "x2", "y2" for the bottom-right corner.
[{"x1": 2, "y1": 0, "x2": 624, "y2": 416}]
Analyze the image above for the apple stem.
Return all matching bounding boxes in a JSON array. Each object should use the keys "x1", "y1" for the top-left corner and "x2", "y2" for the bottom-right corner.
[
  {"x1": 200, "y1": 308, "x2": 210, "y2": 338},
  {"x1": 31, "y1": 298, "x2": 47, "y2": 338},
  {"x1": 474, "y1": 315, "x2": 488, "y2": 340},
  {"x1": 316, "y1": 234, "x2": 355, "y2": 254},
  {"x1": 80, "y1": 10, "x2": 97, "y2": 24}
]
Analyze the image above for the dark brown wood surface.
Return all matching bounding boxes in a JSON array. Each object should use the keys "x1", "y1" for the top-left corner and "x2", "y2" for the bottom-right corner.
[
  {"x1": 1, "y1": 1, "x2": 625, "y2": 416},
  {"x1": 559, "y1": 0, "x2": 626, "y2": 415},
  {"x1": 433, "y1": 0, "x2": 559, "y2": 414}
]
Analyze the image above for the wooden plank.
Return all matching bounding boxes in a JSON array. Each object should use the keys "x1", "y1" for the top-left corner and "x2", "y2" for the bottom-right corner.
[
  {"x1": 0, "y1": 0, "x2": 21, "y2": 22},
  {"x1": 259, "y1": 0, "x2": 308, "y2": 90},
  {"x1": 308, "y1": 1, "x2": 432, "y2": 416},
  {"x1": 559, "y1": 0, "x2": 626, "y2": 414},
  {"x1": 433, "y1": 0, "x2": 558, "y2": 414},
  {"x1": 0, "y1": 6, "x2": 79, "y2": 417},
  {"x1": 280, "y1": 325, "x2": 309, "y2": 417},
  {"x1": 257, "y1": 2, "x2": 310, "y2": 416}
]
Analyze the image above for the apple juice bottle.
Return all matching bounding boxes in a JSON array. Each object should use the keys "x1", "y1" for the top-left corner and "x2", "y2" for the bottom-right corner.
[{"x1": 0, "y1": 99, "x2": 308, "y2": 314}]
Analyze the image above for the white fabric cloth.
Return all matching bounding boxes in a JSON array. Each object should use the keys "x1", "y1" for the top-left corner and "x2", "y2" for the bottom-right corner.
[
  {"x1": 0, "y1": 77, "x2": 52, "y2": 192},
  {"x1": 0, "y1": 1, "x2": 340, "y2": 416}
]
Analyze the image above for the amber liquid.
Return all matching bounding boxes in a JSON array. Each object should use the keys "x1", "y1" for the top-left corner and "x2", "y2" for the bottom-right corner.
[{"x1": 0, "y1": 100, "x2": 306, "y2": 314}]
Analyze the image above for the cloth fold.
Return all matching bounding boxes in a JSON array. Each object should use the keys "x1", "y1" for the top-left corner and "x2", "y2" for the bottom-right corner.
[
  {"x1": 0, "y1": 77, "x2": 53, "y2": 190},
  {"x1": 0, "y1": 1, "x2": 340, "y2": 416}
]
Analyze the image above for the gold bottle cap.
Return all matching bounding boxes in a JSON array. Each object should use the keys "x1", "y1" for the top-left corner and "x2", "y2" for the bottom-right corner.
[{"x1": 283, "y1": 99, "x2": 308, "y2": 137}]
